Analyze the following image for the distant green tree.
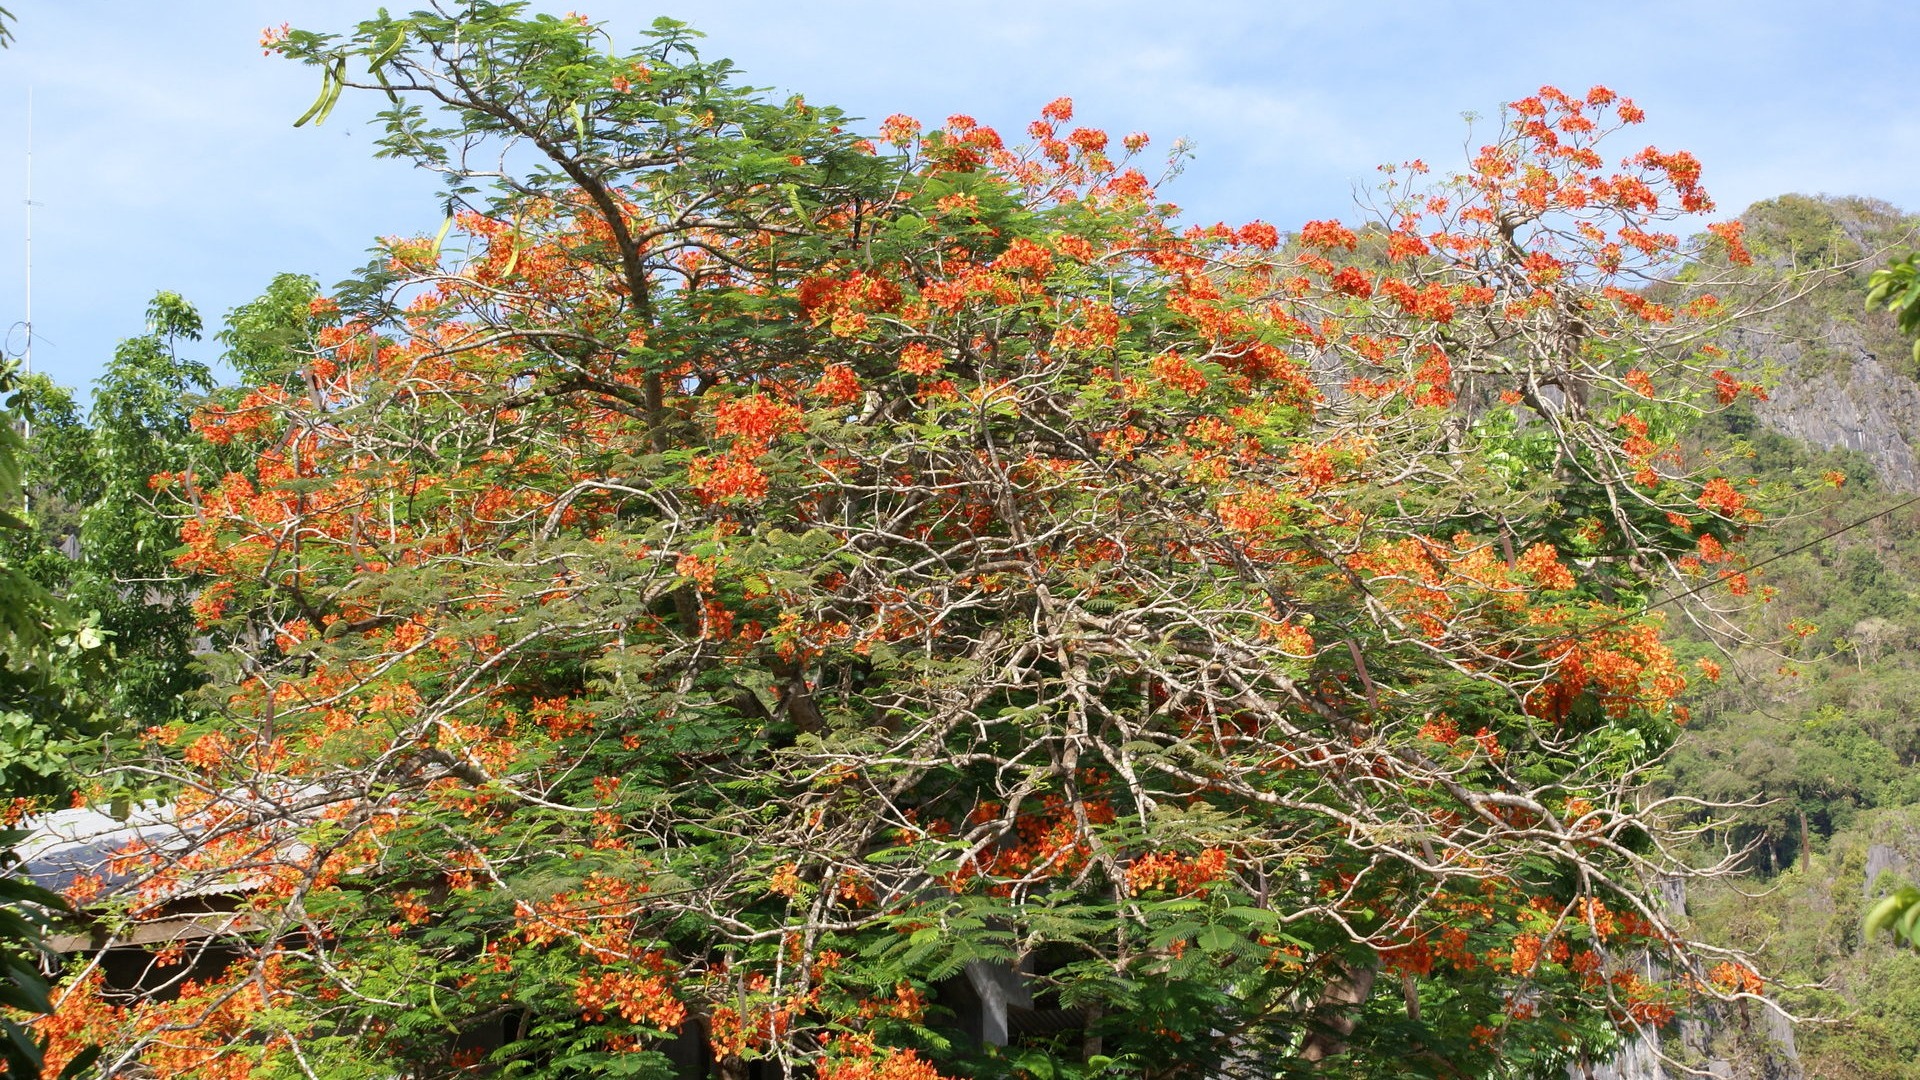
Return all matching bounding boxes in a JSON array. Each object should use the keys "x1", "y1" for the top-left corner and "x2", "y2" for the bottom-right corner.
[
  {"x1": 75, "y1": 294, "x2": 214, "y2": 736},
  {"x1": 216, "y1": 272, "x2": 324, "y2": 388},
  {"x1": 0, "y1": 361, "x2": 100, "y2": 1080},
  {"x1": 0, "y1": 365, "x2": 101, "y2": 796},
  {"x1": 7, "y1": 288, "x2": 311, "y2": 759}
]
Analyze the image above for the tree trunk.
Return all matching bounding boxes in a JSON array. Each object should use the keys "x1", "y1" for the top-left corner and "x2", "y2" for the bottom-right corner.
[
  {"x1": 1298, "y1": 955, "x2": 1379, "y2": 1064},
  {"x1": 1081, "y1": 1003, "x2": 1105, "y2": 1062}
]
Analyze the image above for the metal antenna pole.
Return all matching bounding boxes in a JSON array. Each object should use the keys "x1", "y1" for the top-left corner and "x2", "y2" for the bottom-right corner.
[
  {"x1": 19, "y1": 87, "x2": 29, "y2": 517},
  {"x1": 23, "y1": 86, "x2": 29, "y2": 383}
]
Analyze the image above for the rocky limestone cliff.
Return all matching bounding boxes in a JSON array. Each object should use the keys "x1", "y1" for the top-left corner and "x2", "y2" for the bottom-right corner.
[
  {"x1": 1748, "y1": 324, "x2": 1920, "y2": 491},
  {"x1": 1577, "y1": 1007, "x2": 1800, "y2": 1080},
  {"x1": 1728, "y1": 194, "x2": 1920, "y2": 490}
]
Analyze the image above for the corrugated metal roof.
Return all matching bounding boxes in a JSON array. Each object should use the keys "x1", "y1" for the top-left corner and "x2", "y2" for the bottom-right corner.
[{"x1": 16, "y1": 803, "x2": 191, "y2": 895}]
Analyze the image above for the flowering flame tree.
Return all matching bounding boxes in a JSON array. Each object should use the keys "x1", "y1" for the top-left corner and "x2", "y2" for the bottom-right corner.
[{"x1": 46, "y1": 6, "x2": 1779, "y2": 1079}]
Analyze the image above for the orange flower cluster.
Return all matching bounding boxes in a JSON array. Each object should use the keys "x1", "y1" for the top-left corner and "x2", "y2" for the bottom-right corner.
[
  {"x1": 40, "y1": 961, "x2": 291, "y2": 1080},
  {"x1": 713, "y1": 394, "x2": 806, "y2": 451},
  {"x1": 690, "y1": 451, "x2": 771, "y2": 505},
  {"x1": 1049, "y1": 298, "x2": 1123, "y2": 352},
  {"x1": 897, "y1": 342, "x2": 945, "y2": 376},
  {"x1": 1706, "y1": 961, "x2": 1764, "y2": 996},
  {"x1": 1261, "y1": 618, "x2": 1316, "y2": 656},
  {"x1": 956, "y1": 795, "x2": 1117, "y2": 889},
  {"x1": 1344, "y1": 535, "x2": 1580, "y2": 641},
  {"x1": 1532, "y1": 619, "x2": 1686, "y2": 722},
  {"x1": 1515, "y1": 543, "x2": 1576, "y2": 590},
  {"x1": 1149, "y1": 351, "x2": 1209, "y2": 395},
  {"x1": 816, "y1": 1037, "x2": 944, "y2": 1080},
  {"x1": 190, "y1": 387, "x2": 288, "y2": 446},
  {"x1": 1509, "y1": 931, "x2": 1544, "y2": 974},
  {"x1": 1126, "y1": 847, "x2": 1230, "y2": 896},
  {"x1": 516, "y1": 873, "x2": 654, "y2": 957},
  {"x1": 768, "y1": 862, "x2": 803, "y2": 897},
  {"x1": 575, "y1": 970, "x2": 688, "y2": 1029},
  {"x1": 1696, "y1": 476, "x2": 1761, "y2": 522},
  {"x1": 856, "y1": 981, "x2": 928, "y2": 1023}
]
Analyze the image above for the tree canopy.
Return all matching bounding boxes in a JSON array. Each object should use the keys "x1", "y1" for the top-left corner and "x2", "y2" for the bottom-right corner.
[{"x1": 29, "y1": 6, "x2": 1788, "y2": 1079}]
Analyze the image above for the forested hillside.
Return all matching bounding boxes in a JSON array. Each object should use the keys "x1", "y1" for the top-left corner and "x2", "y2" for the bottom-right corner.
[{"x1": 1656, "y1": 194, "x2": 1920, "y2": 1080}]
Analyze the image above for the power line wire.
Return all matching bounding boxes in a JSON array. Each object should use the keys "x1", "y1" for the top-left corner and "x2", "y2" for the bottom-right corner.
[{"x1": 1599, "y1": 489, "x2": 1920, "y2": 635}]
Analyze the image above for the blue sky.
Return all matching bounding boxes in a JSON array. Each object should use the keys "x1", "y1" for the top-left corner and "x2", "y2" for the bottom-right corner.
[{"x1": 1, "y1": 1, "x2": 1916, "y2": 396}]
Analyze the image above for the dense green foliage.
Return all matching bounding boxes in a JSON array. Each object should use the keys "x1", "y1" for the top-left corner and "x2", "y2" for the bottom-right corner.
[
  {"x1": 0, "y1": 364, "x2": 103, "y2": 799},
  {"x1": 0, "y1": 363, "x2": 99, "y2": 1080}
]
